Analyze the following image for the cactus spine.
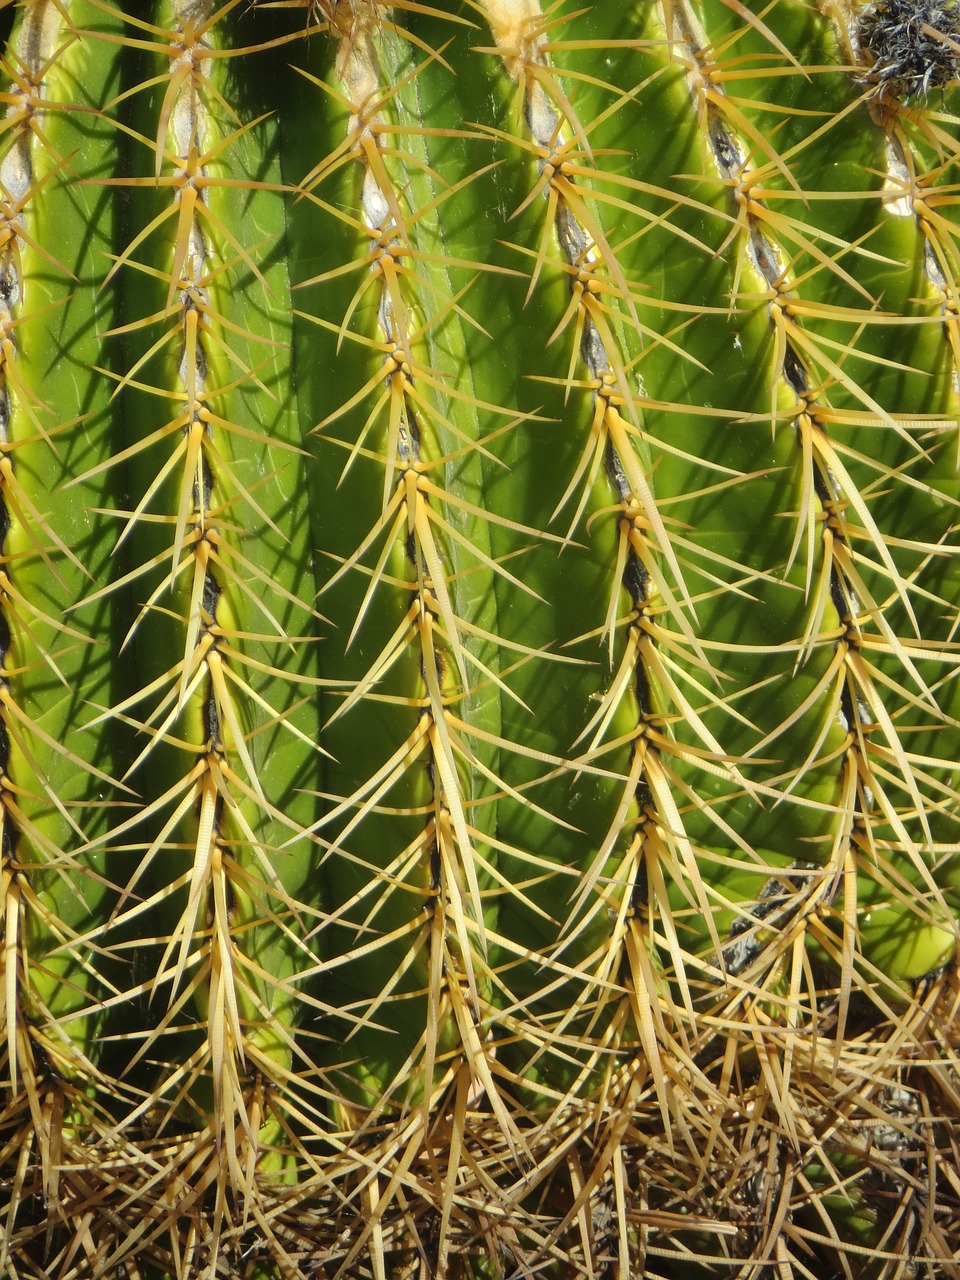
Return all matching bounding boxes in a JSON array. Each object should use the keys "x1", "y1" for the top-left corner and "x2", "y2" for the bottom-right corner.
[{"x1": 0, "y1": 0, "x2": 958, "y2": 1277}]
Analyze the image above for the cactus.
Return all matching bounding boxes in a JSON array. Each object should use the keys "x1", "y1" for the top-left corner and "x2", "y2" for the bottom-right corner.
[{"x1": 0, "y1": 0, "x2": 958, "y2": 1276}]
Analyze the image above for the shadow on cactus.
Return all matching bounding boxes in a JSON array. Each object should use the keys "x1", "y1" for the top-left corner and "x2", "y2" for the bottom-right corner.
[{"x1": 0, "y1": 0, "x2": 958, "y2": 1277}]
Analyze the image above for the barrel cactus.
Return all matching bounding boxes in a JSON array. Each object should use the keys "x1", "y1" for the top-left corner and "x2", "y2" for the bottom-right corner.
[{"x1": 0, "y1": 0, "x2": 958, "y2": 1275}]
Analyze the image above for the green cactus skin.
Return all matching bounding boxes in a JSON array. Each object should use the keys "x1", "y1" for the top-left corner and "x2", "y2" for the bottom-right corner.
[
  {"x1": 0, "y1": 0, "x2": 125, "y2": 1246},
  {"x1": 77, "y1": 0, "x2": 329, "y2": 1201},
  {"x1": 0, "y1": 0, "x2": 958, "y2": 1276}
]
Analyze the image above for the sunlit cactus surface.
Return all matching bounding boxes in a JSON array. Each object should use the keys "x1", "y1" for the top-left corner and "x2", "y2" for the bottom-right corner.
[{"x1": 0, "y1": 0, "x2": 958, "y2": 1276}]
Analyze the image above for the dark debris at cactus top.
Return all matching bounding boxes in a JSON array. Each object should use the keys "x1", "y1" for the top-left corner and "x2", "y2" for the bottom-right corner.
[{"x1": 857, "y1": 0, "x2": 960, "y2": 97}]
